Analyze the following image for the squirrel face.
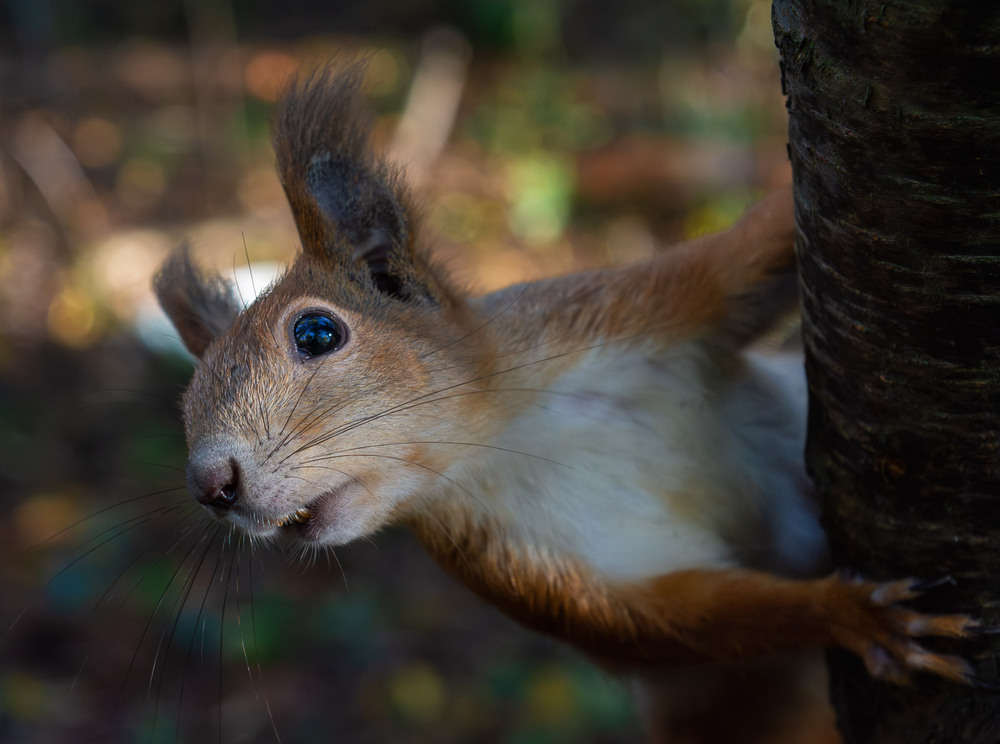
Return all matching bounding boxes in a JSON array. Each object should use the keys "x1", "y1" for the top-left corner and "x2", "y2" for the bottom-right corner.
[{"x1": 155, "y1": 66, "x2": 490, "y2": 547}]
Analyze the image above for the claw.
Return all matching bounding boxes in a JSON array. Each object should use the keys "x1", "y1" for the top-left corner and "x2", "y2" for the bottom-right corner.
[
  {"x1": 967, "y1": 674, "x2": 1000, "y2": 691},
  {"x1": 901, "y1": 612, "x2": 975, "y2": 639},
  {"x1": 908, "y1": 576, "x2": 956, "y2": 593},
  {"x1": 901, "y1": 641, "x2": 973, "y2": 683},
  {"x1": 964, "y1": 621, "x2": 1000, "y2": 635},
  {"x1": 870, "y1": 578, "x2": 921, "y2": 606},
  {"x1": 835, "y1": 573, "x2": 979, "y2": 686}
]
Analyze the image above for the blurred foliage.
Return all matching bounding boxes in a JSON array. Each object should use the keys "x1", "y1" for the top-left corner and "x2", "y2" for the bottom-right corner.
[
  {"x1": 3, "y1": 0, "x2": 751, "y2": 57},
  {"x1": 0, "y1": 0, "x2": 790, "y2": 742}
]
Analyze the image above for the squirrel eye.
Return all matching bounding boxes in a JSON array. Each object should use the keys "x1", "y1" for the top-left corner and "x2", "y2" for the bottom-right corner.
[{"x1": 292, "y1": 313, "x2": 345, "y2": 358}]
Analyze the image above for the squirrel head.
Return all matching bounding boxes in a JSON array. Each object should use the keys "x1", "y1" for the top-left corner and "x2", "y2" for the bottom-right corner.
[
  {"x1": 154, "y1": 64, "x2": 487, "y2": 546},
  {"x1": 153, "y1": 63, "x2": 801, "y2": 552}
]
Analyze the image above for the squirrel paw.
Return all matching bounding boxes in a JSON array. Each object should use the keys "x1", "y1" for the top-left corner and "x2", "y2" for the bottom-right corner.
[{"x1": 831, "y1": 575, "x2": 977, "y2": 685}]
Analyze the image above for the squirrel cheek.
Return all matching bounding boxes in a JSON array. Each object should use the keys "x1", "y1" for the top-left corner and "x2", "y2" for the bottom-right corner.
[{"x1": 285, "y1": 480, "x2": 390, "y2": 546}]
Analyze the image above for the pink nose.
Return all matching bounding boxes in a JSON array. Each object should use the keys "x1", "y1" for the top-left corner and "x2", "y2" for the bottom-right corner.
[{"x1": 186, "y1": 453, "x2": 240, "y2": 509}]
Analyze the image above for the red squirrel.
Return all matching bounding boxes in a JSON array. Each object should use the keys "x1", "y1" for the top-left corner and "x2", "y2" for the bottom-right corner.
[{"x1": 153, "y1": 64, "x2": 975, "y2": 744}]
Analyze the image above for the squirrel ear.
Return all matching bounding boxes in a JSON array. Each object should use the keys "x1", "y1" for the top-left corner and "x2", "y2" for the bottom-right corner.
[
  {"x1": 306, "y1": 152, "x2": 409, "y2": 298},
  {"x1": 274, "y1": 64, "x2": 430, "y2": 302},
  {"x1": 153, "y1": 245, "x2": 240, "y2": 358}
]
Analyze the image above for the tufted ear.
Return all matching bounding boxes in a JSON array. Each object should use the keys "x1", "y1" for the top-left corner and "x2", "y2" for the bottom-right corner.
[
  {"x1": 273, "y1": 63, "x2": 441, "y2": 303},
  {"x1": 306, "y1": 151, "x2": 408, "y2": 296},
  {"x1": 153, "y1": 244, "x2": 240, "y2": 358}
]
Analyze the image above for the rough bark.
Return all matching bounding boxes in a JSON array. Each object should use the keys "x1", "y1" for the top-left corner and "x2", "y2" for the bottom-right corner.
[{"x1": 772, "y1": 1, "x2": 1000, "y2": 742}]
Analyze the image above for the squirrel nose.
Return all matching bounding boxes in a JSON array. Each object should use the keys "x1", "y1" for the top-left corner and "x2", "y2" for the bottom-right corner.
[{"x1": 186, "y1": 455, "x2": 240, "y2": 509}]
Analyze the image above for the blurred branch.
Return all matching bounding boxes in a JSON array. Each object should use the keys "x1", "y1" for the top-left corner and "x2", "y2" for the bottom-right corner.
[
  {"x1": 389, "y1": 28, "x2": 471, "y2": 187},
  {"x1": 9, "y1": 113, "x2": 108, "y2": 237},
  {"x1": 183, "y1": 0, "x2": 245, "y2": 210}
]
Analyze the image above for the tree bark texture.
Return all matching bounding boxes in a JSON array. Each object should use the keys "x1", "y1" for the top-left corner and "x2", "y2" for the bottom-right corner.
[{"x1": 773, "y1": 2, "x2": 1000, "y2": 742}]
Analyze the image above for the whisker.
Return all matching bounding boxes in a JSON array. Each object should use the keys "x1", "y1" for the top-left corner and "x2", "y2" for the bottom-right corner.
[
  {"x1": 286, "y1": 334, "x2": 636, "y2": 460},
  {"x1": 199, "y1": 357, "x2": 265, "y2": 438},
  {"x1": 329, "y1": 548, "x2": 349, "y2": 591},
  {"x1": 7, "y1": 609, "x2": 27, "y2": 633},
  {"x1": 176, "y1": 527, "x2": 228, "y2": 744},
  {"x1": 149, "y1": 523, "x2": 222, "y2": 737},
  {"x1": 270, "y1": 363, "x2": 325, "y2": 459},
  {"x1": 274, "y1": 395, "x2": 354, "y2": 457},
  {"x1": 419, "y1": 284, "x2": 530, "y2": 361},
  {"x1": 217, "y1": 535, "x2": 238, "y2": 744},
  {"x1": 43, "y1": 499, "x2": 192, "y2": 592},
  {"x1": 408, "y1": 503, "x2": 476, "y2": 577},
  {"x1": 314, "y1": 438, "x2": 574, "y2": 469},
  {"x1": 25, "y1": 485, "x2": 190, "y2": 553},
  {"x1": 130, "y1": 461, "x2": 186, "y2": 474},
  {"x1": 247, "y1": 545, "x2": 284, "y2": 743},
  {"x1": 243, "y1": 234, "x2": 257, "y2": 299},
  {"x1": 234, "y1": 541, "x2": 257, "y2": 691},
  {"x1": 74, "y1": 514, "x2": 205, "y2": 716},
  {"x1": 70, "y1": 651, "x2": 91, "y2": 693},
  {"x1": 293, "y1": 452, "x2": 486, "y2": 512},
  {"x1": 112, "y1": 517, "x2": 217, "y2": 725},
  {"x1": 421, "y1": 323, "x2": 589, "y2": 376},
  {"x1": 85, "y1": 503, "x2": 204, "y2": 621},
  {"x1": 259, "y1": 398, "x2": 273, "y2": 442},
  {"x1": 233, "y1": 250, "x2": 248, "y2": 310},
  {"x1": 283, "y1": 464, "x2": 380, "y2": 508},
  {"x1": 107, "y1": 508, "x2": 208, "y2": 619}
]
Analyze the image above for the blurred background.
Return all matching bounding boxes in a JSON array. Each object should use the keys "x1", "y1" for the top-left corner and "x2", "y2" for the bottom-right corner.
[{"x1": 0, "y1": 0, "x2": 791, "y2": 741}]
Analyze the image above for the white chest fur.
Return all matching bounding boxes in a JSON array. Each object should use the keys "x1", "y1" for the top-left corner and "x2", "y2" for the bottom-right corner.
[{"x1": 447, "y1": 342, "x2": 827, "y2": 583}]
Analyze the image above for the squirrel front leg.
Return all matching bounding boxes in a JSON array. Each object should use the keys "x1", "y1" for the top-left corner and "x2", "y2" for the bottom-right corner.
[
  {"x1": 606, "y1": 568, "x2": 975, "y2": 683},
  {"x1": 416, "y1": 520, "x2": 975, "y2": 683}
]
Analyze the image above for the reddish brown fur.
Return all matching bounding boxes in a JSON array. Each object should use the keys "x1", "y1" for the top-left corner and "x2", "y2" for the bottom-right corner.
[
  {"x1": 473, "y1": 186, "x2": 796, "y2": 361},
  {"x1": 155, "y1": 65, "x2": 976, "y2": 744},
  {"x1": 412, "y1": 506, "x2": 971, "y2": 744},
  {"x1": 411, "y1": 509, "x2": 973, "y2": 677}
]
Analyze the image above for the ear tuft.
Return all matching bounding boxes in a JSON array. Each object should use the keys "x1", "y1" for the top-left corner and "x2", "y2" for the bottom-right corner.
[
  {"x1": 153, "y1": 245, "x2": 240, "y2": 358},
  {"x1": 273, "y1": 62, "x2": 431, "y2": 301}
]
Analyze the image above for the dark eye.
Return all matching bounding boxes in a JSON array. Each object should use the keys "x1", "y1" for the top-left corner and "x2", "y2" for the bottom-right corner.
[{"x1": 293, "y1": 313, "x2": 346, "y2": 358}]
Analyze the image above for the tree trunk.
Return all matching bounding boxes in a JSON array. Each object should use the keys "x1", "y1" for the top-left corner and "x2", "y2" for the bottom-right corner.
[{"x1": 772, "y1": 1, "x2": 1000, "y2": 742}]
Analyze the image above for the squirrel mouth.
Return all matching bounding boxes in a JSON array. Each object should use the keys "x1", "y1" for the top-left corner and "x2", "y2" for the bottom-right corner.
[
  {"x1": 277, "y1": 506, "x2": 315, "y2": 529},
  {"x1": 264, "y1": 481, "x2": 359, "y2": 543}
]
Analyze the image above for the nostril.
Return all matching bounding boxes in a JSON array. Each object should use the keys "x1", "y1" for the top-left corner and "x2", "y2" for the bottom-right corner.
[
  {"x1": 212, "y1": 463, "x2": 240, "y2": 508},
  {"x1": 188, "y1": 455, "x2": 241, "y2": 510}
]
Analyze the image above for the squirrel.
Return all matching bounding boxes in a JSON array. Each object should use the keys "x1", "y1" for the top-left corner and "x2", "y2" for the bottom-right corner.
[{"x1": 153, "y1": 64, "x2": 976, "y2": 744}]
